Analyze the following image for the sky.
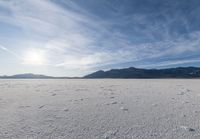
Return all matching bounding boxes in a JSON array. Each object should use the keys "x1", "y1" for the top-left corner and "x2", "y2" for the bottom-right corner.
[{"x1": 0, "y1": 0, "x2": 200, "y2": 77}]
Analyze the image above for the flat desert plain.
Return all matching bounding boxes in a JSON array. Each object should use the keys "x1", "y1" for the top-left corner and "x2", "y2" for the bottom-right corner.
[{"x1": 0, "y1": 79, "x2": 200, "y2": 139}]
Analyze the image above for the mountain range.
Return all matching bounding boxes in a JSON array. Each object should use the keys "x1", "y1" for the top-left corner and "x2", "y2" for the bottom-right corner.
[
  {"x1": 0, "y1": 73, "x2": 79, "y2": 79},
  {"x1": 1, "y1": 67, "x2": 200, "y2": 79},
  {"x1": 84, "y1": 67, "x2": 200, "y2": 78}
]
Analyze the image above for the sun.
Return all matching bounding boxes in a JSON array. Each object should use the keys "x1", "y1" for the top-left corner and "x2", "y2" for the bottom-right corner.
[{"x1": 23, "y1": 48, "x2": 46, "y2": 65}]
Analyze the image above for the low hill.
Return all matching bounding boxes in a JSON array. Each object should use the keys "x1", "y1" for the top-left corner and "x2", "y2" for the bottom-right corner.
[
  {"x1": 0, "y1": 73, "x2": 79, "y2": 79},
  {"x1": 0, "y1": 73, "x2": 53, "y2": 79}
]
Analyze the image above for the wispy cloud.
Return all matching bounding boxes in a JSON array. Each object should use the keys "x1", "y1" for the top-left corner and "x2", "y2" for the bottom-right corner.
[
  {"x1": 141, "y1": 58, "x2": 200, "y2": 69},
  {"x1": 0, "y1": 44, "x2": 19, "y2": 58}
]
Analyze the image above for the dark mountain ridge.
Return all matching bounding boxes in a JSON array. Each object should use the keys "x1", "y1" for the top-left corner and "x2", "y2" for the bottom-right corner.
[{"x1": 84, "y1": 67, "x2": 200, "y2": 78}]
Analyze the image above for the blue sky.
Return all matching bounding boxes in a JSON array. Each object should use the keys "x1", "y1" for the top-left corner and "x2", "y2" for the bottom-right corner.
[{"x1": 0, "y1": 0, "x2": 200, "y2": 76}]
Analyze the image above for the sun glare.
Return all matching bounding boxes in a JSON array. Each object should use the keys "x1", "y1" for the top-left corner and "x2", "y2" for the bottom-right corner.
[{"x1": 23, "y1": 49, "x2": 46, "y2": 65}]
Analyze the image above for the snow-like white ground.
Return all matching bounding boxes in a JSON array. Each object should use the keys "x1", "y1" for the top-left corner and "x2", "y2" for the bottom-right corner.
[{"x1": 0, "y1": 79, "x2": 200, "y2": 139}]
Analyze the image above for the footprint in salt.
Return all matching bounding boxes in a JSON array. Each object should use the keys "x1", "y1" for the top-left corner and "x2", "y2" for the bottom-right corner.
[
  {"x1": 177, "y1": 92, "x2": 185, "y2": 95},
  {"x1": 52, "y1": 93, "x2": 56, "y2": 96},
  {"x1": 64, "y1": 109, "x2": 69, "y2": 112},
  {"x1": 186, "y1": 89, "x2": 191, "y2": 92},
  {"x1": 104, "y1": 130, "x2": 118, "y2": 139},
  {"x1": 180, "y1": 126, "x2": 195, "y2": 132},
  {"x1": 111, "y1": 101, "x2": 117, "y2": 104},
  {"x1": 110, "y1": 92, "x2": 115, "y2": 95},
  {"x1": 194, "y1": 110, "x2": 200, "y2": 113},
  {"x1": 182, "y1": 114, "x2": 186, "y2": 117},
  {"x1": 105, "y1": 102, "x2": 117, "y2": 105},
  {"x1": 19, "y1": 105, "x2": 31, "y2": 108},
  {"x1": 182, "y1": 101, "x2": 190, "y2": 104},
  {"x1": 152, "y1": 104, "x2": 158, "y2": 107},
  {"x1": 39, "y1": 105, "x2": 45, "y2": 109},
  {"x1": 120, "y1": 107, "x2": 128, "y2": 111}
]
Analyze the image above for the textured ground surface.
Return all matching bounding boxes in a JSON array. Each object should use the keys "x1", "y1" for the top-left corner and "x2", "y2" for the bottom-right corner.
[{"x1": 0, "y1": 79, "x2": 200, "y2": 139}]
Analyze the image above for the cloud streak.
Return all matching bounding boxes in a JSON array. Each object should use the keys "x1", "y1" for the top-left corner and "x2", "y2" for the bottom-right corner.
[{"x1": 0, "y1": 44, "x2": 19, "y2": 58}]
